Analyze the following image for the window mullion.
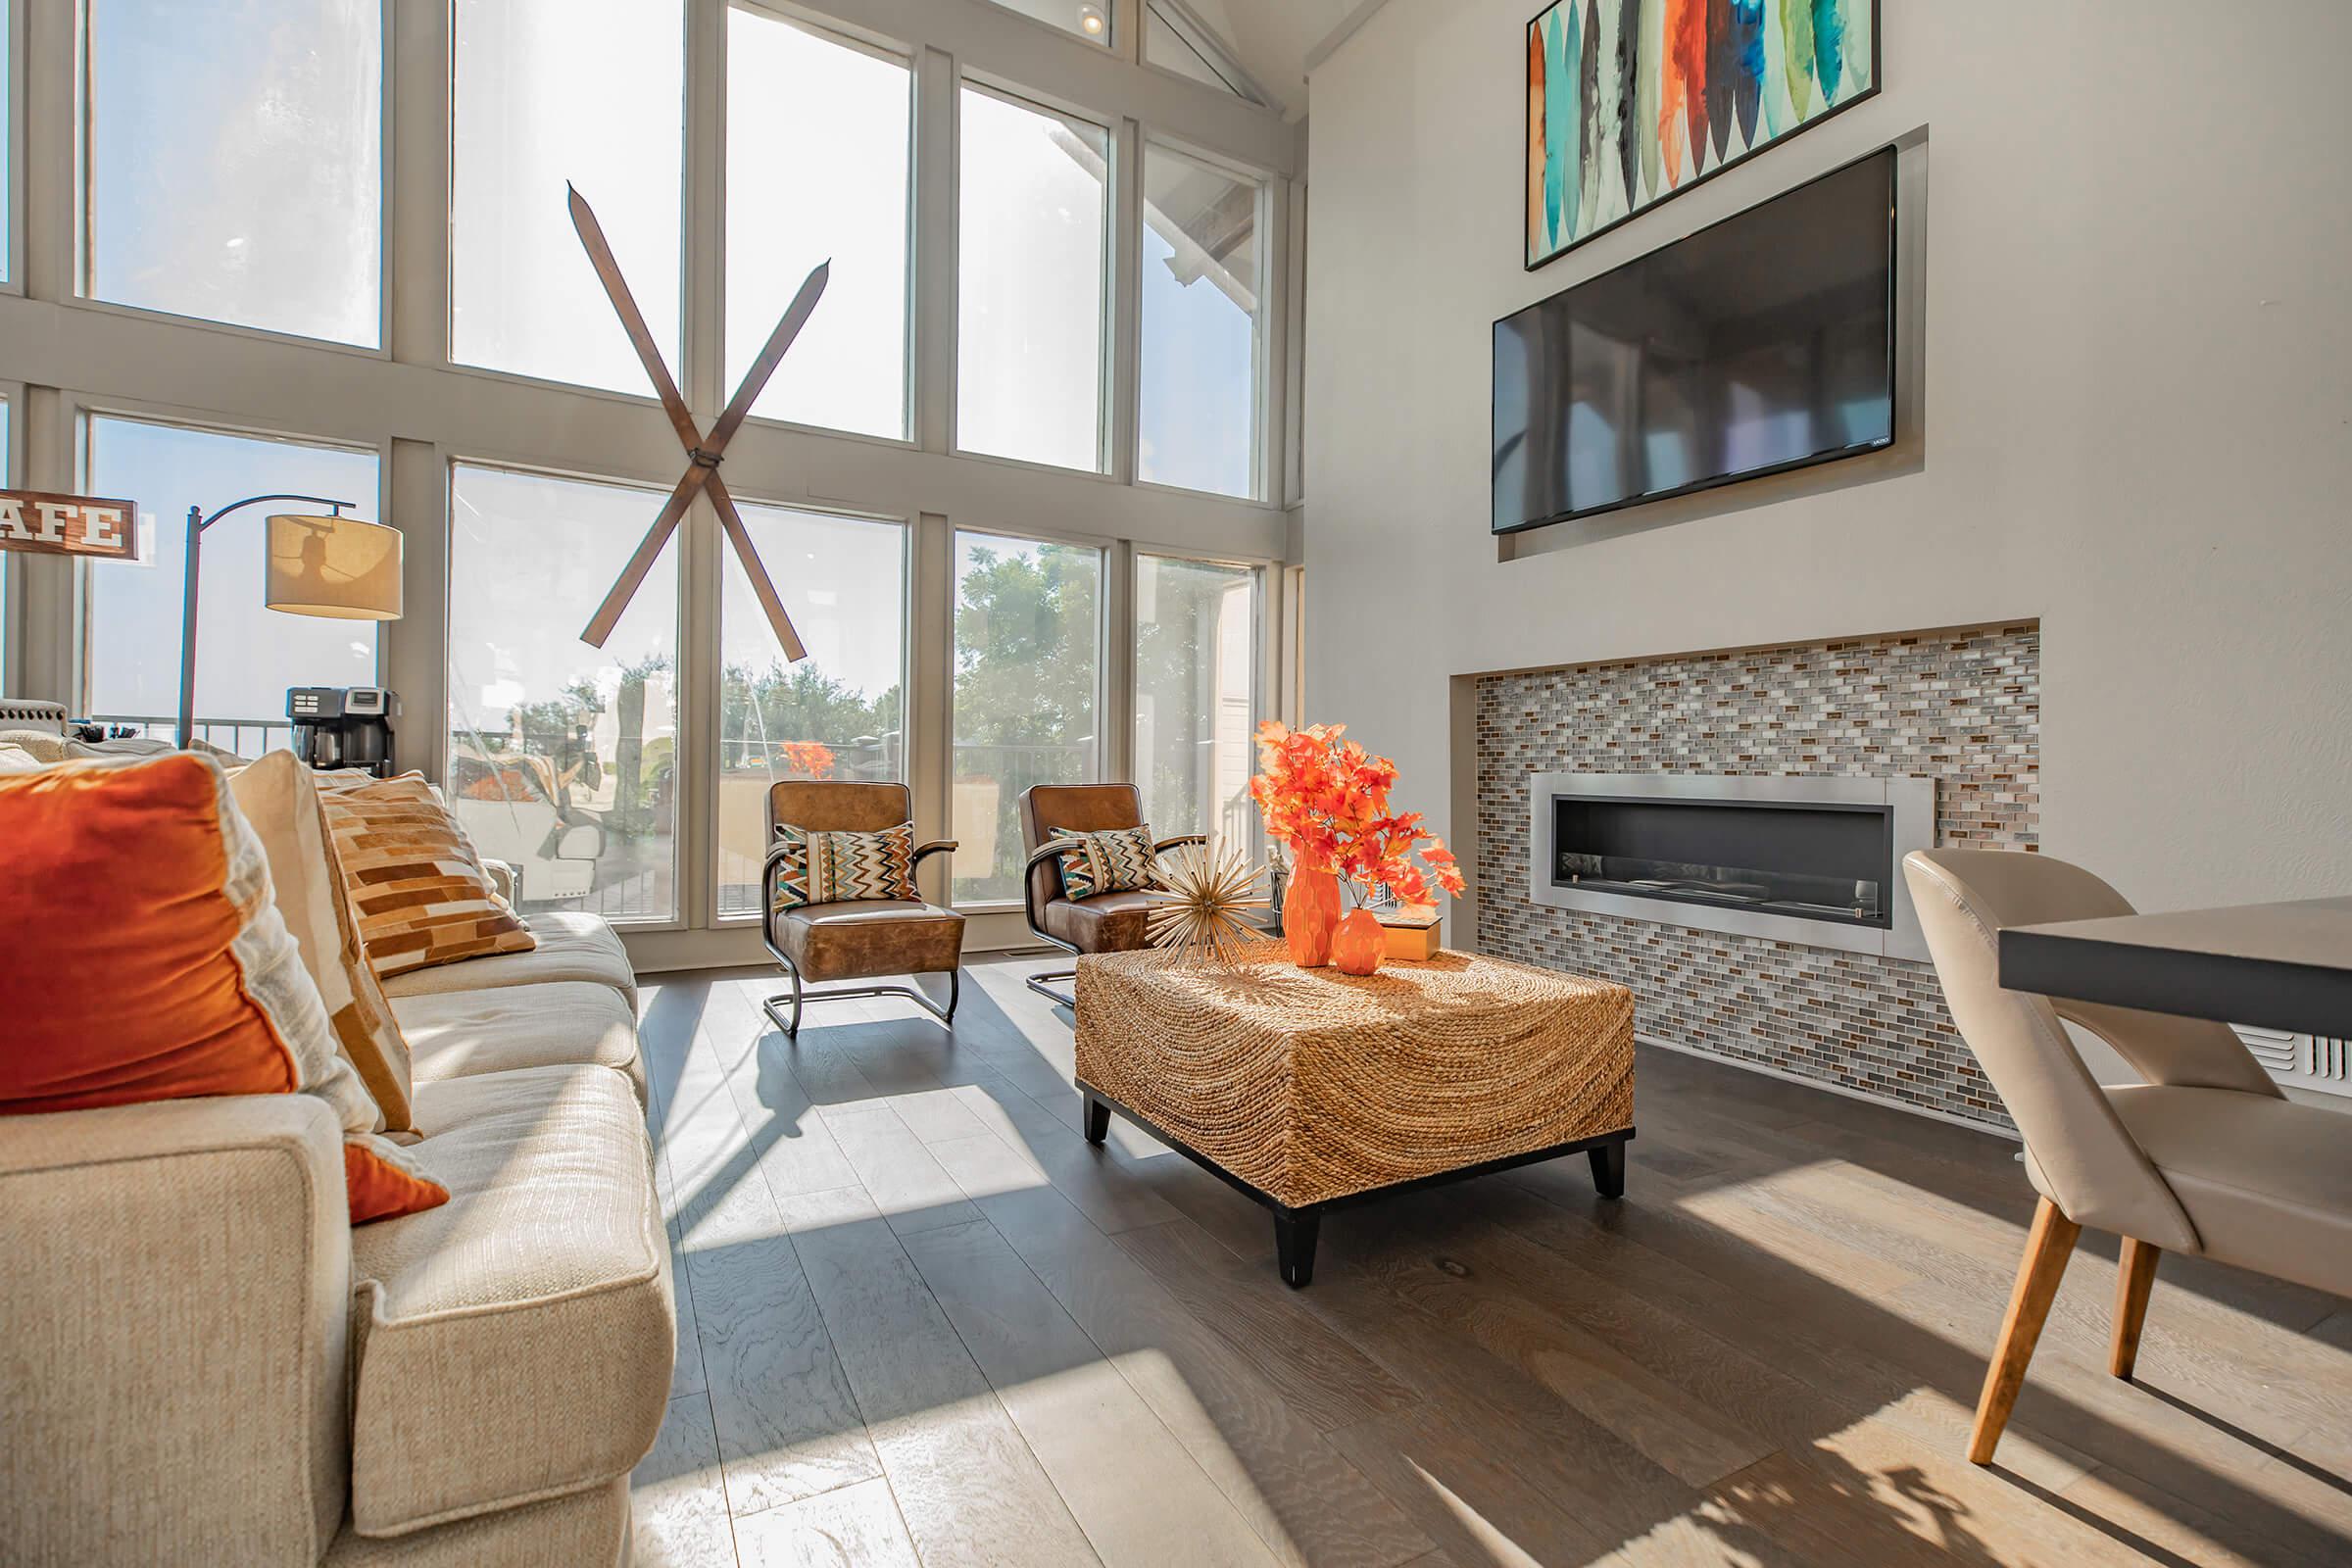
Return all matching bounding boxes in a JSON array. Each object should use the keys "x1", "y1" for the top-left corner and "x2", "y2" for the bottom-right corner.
[
  {"x1": 1107, "y1": 115, "x2": 1141, "y2": 485},
  {"x1": 683, "y1": 0, "x2": 725, "y2": 928},
  {"x1": 912, "y1": 44, "x2": 957, "y2": 456}
]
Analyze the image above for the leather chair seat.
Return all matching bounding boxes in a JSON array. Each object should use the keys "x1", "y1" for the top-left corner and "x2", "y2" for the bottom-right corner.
[
  {"x1": 777, "y1": 898, "x2": 964, "y2": 983},
  {"x1": 2107, "y1": 1084, "x2": 2352, "y2": 1298},
  {"x1": 1041, "y1": 888, "x2": 1157, "y2": 952}
]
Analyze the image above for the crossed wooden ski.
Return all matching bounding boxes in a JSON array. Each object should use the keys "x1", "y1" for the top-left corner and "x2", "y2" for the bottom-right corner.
[{"x1": 568, "y1": 183, "x2": 823, "y2": 658}]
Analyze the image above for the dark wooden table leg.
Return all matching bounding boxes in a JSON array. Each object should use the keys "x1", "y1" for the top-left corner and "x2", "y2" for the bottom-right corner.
[
  {"x1": 1589, "y1": 1140, "x2": 1626, "y2": 1199},
  {"x1": 1083, "y1": 1094, "x2": 1110, "y2": 1145},
  {"x1": 1274, "y1": 1208, "x2": 1321, "y2": 1288}
]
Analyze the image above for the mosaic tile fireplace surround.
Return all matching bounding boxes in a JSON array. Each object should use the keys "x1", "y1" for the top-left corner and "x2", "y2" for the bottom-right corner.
[{"x1": 1474, "y1": 622, "x2": 2039, "y2": 1131}]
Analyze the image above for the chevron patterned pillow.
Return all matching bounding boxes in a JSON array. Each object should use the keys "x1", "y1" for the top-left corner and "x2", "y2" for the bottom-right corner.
[
  {"x1": 1049, "y1": 823, "x2": 1159, "y2": 901},
  {"x1": 771, "y1": 820, "x2": 918, "y2": 911}
]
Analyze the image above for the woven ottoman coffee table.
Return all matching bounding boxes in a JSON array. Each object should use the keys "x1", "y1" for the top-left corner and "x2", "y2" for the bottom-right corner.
[{"x1": 1073, "y1": 941, "x2": 1635, "y2": 1286}]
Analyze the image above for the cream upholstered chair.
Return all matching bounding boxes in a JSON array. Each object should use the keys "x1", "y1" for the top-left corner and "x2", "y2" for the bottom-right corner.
[
  {"x1": 1903, "y1": 849, "x2": 2352, "y2": 1465},
  {"x1": 1017, "y1": 783, "x2": 1203, "y2": 1006}
]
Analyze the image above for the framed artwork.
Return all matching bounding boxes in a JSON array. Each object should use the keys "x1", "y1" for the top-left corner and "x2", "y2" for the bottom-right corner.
[{"x1": 1526, "y1": 0, "x2": 1881, "y2": 270}]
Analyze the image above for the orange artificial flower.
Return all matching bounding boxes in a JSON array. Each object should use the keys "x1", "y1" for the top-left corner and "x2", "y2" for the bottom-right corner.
[{"x1": 1249, "y1": 719, "x2": 1466, "y2": 907}]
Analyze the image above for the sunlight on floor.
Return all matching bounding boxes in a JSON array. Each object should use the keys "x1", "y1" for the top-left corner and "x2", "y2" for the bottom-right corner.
[{"x1": 1408, "y1": 1458, "x2": 1544, "y2": 1568}]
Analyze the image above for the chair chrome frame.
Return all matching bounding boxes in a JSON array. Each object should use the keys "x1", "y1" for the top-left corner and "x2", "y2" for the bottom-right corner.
[
  {"x1": 1021, "y1": 832, "x2": 1206, "y2": 1007},
  {"x1": 760, "y1": 838, "x2": 960, "y2": 1039}
]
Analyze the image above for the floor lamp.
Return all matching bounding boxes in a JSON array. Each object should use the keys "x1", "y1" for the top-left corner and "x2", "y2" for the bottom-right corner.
[{"x1": 176, "y1": 495, "x2": 404, "y2": 749}]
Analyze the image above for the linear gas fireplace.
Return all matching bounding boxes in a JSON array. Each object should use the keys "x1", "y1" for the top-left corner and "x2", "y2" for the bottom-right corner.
[{"x1": 1529, "y1": 773, "x2": 1935, "y2": 959}]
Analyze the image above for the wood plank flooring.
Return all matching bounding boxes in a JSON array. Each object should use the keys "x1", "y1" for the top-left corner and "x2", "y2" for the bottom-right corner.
[{"x1": 628, "y1": 956, "x2": 2352, "y2": 1567}]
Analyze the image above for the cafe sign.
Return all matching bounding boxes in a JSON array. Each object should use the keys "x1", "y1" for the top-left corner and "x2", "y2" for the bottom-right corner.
[{"x1": 0, "y1": 490, "x2": 138, "y2": 561}]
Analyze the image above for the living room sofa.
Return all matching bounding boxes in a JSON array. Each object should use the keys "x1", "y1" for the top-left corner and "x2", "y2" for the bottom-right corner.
[{"x1": 0, "y1": 906, "x2": 669, "y2": 1566}]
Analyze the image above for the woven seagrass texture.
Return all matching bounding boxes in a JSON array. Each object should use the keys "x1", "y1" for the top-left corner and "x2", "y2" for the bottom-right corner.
[{"x1": 1074, "y1": 941, "x2": 1634, "y2": 1206}]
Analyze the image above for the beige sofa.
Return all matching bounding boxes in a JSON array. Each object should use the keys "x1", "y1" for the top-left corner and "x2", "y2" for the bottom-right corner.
[{"x1": 0, "y1": 908, "x2": 670, "y2": 1566}]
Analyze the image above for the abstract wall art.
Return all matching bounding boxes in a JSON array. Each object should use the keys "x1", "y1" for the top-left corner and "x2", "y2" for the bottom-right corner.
[{"x1": 1526, "y1": 0, "x2": 1880, "y2": 269}]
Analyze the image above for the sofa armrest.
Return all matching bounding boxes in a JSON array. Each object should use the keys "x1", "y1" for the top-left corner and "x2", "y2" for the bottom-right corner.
[
  {"x1": 0, "y1": 1095, "x2": 354, "y2": 1566},
  {"x1": 480, "y1": 857, "x2": 518, "y2": 905}
]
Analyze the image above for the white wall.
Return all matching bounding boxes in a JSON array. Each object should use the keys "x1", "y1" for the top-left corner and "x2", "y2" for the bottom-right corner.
[{"x1": 1303, "y1": 0, "x2": 2352, "y2": 916}]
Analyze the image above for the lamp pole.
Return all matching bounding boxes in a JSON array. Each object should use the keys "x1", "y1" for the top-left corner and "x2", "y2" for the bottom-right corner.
[{"x1": 176, "y1": 493, "x2": 354, "y2": 749}]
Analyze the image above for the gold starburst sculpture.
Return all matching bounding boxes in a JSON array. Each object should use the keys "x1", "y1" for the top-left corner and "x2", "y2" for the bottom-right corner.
[{"x1": 1147, "y1": 838, "x2": 1269, "y2": 968}]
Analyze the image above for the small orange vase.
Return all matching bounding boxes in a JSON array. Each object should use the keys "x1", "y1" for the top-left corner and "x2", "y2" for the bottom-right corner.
[
  {"x1": 1331, "y1": 908, "x2": 1387, "y2": 976},
  {"x1": 1284, "y1": 864, "x2": 1342, "y2": 967}
]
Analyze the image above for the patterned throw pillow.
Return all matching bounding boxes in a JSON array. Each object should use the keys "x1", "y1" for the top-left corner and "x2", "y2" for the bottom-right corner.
[
  {"x1": 1050, "y1": 823, "x2": 1159, "y2": 900},
  {"x1": 0, "y1": 754, "x2": 447, "y2": 1224},
  {"x1": 321, "y1": 775, "x2": 537, "y2": 981},
  {"x1": 770, "y1": 821, "x2": 919, "y2": 911}
]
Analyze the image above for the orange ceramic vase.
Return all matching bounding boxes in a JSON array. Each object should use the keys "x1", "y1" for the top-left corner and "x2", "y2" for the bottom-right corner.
[
  {"x1": 1284, "y1": 864, "x2": 1342, "y2": 967},
  {"x1": 1331, "y1": 908, "x2": 1387, "y2": 976}
]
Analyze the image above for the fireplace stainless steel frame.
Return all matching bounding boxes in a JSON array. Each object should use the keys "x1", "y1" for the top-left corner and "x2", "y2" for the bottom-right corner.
[{"x1": 1529, "y1": 773, "x2": 1936, "y2": 960}]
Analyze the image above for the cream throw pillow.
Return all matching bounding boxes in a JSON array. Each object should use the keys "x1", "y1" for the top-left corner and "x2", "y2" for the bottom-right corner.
[{"x1": 229, "y1": 753, "x2": 416, "y2": 1134}]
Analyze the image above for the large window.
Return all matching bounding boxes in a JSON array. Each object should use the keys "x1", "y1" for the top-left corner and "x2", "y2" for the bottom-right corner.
[
  {"x1": 956, "y1": 86, "x2": 1108, "y2": 473},
  {"x1": 726, "y1": 8, "x2": 910, "y2": 439},
  {"x1": 446, "y1": 464, "x2": 680, "y2": 924},
  {"x1": 451, "y1": 0, "x2": 684, "y2": 393},
  {"x1": 716, "y1": 504, "x2": 907, "y2": 918},
  {"x1": 952, "y1": 530, "x2": 1102, "y2": 903},
  {"x1": 1134, "y1": 555, "x2": 1257, "y2": 843},
  {"x1": 1139, "y1": 144, "x2": 1261, "y2": 499},
  {"x1": 83, "y1": 416, "x2": 380, "y2": 752},
  {"x1": 82, "y1": 0, "x2": 382, "y2": 345}
]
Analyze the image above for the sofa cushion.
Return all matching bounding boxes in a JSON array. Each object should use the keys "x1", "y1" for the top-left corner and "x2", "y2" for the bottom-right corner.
[
  {"x1": 391, "y1": 982, "x2": 645, "y2": 1108},
  {"x1": 774, "y1": 897, "x2": 963, "y2": 983},
  {"x1": 348, "y1": 1066, "x2": 671, "y2": 1537},
  {"x1": 1043, "y1": 888, "x2": 1156, "y2": 953},
  {"x1": 379, "y1": 910, "x2": 636, "y2": 1008}
]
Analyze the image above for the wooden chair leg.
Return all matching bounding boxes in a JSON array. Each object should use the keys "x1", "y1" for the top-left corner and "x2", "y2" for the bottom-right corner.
[
  {"x1": 1970, "y1": 1195, "x2": 2082, "y2": 1465},
  {"x1": 2110, "y1": 1237, "x2": 2160, "y2": 1381}
]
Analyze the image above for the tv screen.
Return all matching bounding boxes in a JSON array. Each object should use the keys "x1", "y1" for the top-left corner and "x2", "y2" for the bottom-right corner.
[{"x1": 1493, "y1": 146, "x2": 1895, "y2": 534}]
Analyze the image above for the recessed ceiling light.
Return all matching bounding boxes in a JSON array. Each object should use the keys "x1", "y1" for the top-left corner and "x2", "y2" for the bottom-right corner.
[{"x1": 1078, "y1": 5, "x2": 1106, "y2": 36}]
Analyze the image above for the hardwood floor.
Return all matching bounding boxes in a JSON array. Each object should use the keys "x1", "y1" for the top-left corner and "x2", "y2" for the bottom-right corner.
[{"x1": 628, "y1": 956, "x2": 2352, "y2": 1567}]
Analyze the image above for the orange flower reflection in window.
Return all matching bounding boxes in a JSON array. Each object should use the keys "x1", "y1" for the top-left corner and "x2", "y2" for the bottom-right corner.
[{"x1": 774, "y1": 740, "x2": 837, "y2": 780}]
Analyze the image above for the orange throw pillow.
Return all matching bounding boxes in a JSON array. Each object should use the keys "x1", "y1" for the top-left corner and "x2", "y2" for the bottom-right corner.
[
  {"x1": 322, "y1": 775, "x2": 536, "y2": 980},
  {"x1": 0, "y1": 754, "x2": 445, "y2": 1224}
]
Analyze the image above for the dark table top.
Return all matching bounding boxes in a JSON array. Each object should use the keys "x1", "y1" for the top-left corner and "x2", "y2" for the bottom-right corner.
[{"x1": 1998, "y1": 895, "x2": 2352, "y2": 1039}]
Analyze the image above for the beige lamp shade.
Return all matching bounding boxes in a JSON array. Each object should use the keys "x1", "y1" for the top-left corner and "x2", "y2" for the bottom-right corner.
[{"x1": 266, "y1": 513, "x2": 403, "y2": 620}]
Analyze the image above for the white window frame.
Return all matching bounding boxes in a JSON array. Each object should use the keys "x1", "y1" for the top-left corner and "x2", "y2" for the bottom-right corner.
[
  {"x1": 723, "y1": 1, "x2": 920, "y2": 447},
  {"x1": 70, "y1": 397, "x2": 394, "y2": 735},
  {"x1": 950, "y1": 74, "x2": 1116, "y2": 480},
  {"x1": 72, "y1": 0, "x2": 397, "y2": 358},
  {"x1": 709, "y1": 493, "x2": 914, "y2": 927},
  {"x1": 1134, "y1": 132, "x2": 1270, "y2": 503},
  {"x1": 1131, "y1": 547, "x2": 1265, "y2": 849}
]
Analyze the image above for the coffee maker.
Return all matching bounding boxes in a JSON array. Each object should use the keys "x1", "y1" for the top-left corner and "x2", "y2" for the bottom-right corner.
[{"x1": 289, "y1": 686, "x2": 397, "y2": 776}]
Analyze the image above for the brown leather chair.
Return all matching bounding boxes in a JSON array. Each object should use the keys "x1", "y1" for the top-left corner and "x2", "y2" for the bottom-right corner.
[
  {"x1": 1017, "y1": 782, "x2": 1203, "y2": 1006},
  {"x1": 762, "y1": 781, "x2": 961, "y2": 1037}
]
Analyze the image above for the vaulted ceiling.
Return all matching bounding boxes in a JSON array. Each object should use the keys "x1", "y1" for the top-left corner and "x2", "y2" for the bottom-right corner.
[{"x1": 1170, "y1": 0, "x2": 1375, "y2": 121}]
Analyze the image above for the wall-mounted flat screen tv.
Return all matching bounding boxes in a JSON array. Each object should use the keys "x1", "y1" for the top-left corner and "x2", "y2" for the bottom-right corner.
[{"x1": 1493, "y1": 145, "x2": 1896, "y2": 535}]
